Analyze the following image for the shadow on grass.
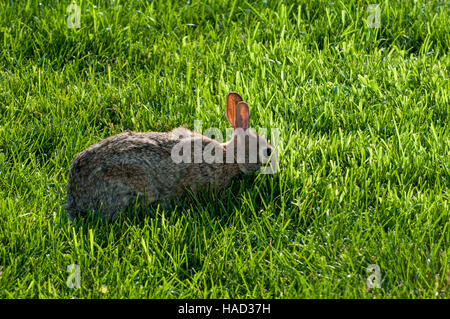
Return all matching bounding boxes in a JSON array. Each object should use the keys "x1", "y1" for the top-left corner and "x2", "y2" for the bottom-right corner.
[{"x1": 63, "y1": 171, "x2": 280, "y2": 230}]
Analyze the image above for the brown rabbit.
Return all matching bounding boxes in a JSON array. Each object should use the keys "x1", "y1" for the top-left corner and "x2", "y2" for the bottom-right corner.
[{"x1": 65, "y1": 92, "x2": 275, "y2": 221}]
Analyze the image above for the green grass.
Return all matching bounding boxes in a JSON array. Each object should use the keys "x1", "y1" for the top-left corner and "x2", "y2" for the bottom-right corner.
[{"x1": 0, "y1": 0, "x2": 449, "y2": 298}]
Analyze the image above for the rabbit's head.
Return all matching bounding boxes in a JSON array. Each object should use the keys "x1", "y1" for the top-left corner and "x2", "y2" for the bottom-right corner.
[{"x1": 225, "y1": 92, "x2": 275, "y2": 174}]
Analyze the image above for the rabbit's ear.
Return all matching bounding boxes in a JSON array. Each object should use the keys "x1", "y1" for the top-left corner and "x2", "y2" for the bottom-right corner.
[
  {"x1": 236, "y1": 101, "x2": 250, "y2": 131},
  {"x1": 226, "y1": 92, "x2": 243, "y2": 129}
]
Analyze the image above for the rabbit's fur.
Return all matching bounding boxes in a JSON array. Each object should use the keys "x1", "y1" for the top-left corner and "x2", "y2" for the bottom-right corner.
[{"x1": 65, "y1": 93, "x2": 274, "y2": 221}]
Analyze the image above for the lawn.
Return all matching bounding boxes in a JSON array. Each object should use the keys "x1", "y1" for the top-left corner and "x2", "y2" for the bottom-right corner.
[{"x1": 0, "y1": 0, "x2": 448, "y2": 298}]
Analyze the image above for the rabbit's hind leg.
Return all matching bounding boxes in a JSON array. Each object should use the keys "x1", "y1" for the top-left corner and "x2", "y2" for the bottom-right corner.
[{"x1": 92, "y1": 179, "x2": 139, "y2": 221}]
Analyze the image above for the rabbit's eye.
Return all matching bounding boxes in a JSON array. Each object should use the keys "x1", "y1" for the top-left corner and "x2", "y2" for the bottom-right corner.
[{"x1": 264, "y1": 148, "x2": 272, "y2": 157}]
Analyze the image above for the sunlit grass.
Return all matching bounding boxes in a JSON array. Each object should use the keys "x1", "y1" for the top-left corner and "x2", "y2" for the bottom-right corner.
[{"x1": 0, "y1": 0, "x2": 448, "y2": 298}]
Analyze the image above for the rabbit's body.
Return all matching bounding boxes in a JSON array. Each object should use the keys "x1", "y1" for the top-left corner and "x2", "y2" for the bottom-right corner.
[
  {"x1": 65, "y1": 92, "x2": 274, "y2": 221},
  {"x1": 65, "y1": 128, "x2": 241, "y2": 220}
]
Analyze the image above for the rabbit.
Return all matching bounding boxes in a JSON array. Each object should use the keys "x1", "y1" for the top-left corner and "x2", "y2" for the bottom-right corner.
[{"x1": 64, "y1": 92, "x2": 275, "y2": 221}]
